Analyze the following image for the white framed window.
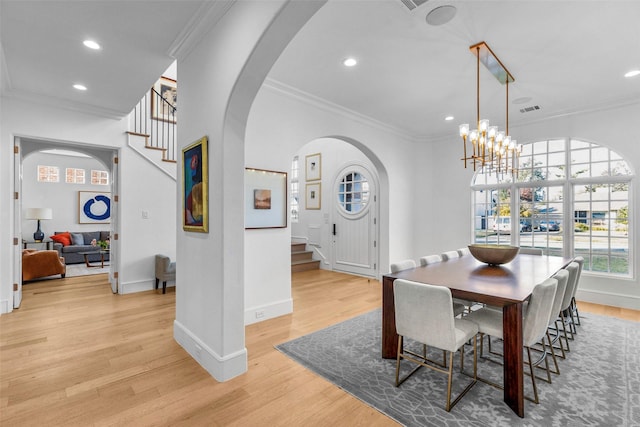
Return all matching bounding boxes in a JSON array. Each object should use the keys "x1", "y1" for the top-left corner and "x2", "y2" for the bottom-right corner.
[
  {"x1": 37, "y1": 165, "x2": 59, "y2": 183},
  {"x1": 91, "y1": 170, "x2": 109, "y2": 185},
  {"x1": 65, "y1": 168, "x2": 85, "y2": 184},
  {"x1": 337, "y1": 171, "x2": 370, "y2": 214},
  {"x1": 472, "y1": 138, "x2": 633, "y2": 277},
  {"x1": 290, "y1": 156, "x2": 299, "y2": 222}
]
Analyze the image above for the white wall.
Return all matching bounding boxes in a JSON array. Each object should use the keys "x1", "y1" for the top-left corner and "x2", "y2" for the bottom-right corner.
[
  {"x1": 0, "y1": 96, "x2": 177, "y2": 313},
  {"x1": 21, "y1": 152, "x2": 110, "y2": 241},
  {"x1": 424, "y1": 102, "x2": 640, "y2": 310}
]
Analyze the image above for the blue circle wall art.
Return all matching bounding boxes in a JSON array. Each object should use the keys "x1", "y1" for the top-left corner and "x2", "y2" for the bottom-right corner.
[{"x1": 78, "y1": 191, "x2": 111, "y2": 223}]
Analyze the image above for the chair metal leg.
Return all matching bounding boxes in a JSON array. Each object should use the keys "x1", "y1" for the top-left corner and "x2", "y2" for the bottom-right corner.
[
  {"x1": 155, "y1": 278, "x2": 159, "y2": 290},
  {"x1": 526, "y1": 347, "x2": 539, "y2": 404},
  {"x1": 571, "y1": 296, "x2": 581, "y2": 326},
  {"x1": 546, "y1": 331, "x2": 560, "y2": 375},
  {"x1": 445, "y1": 351, "x2": 454, "y2": 411},
  {"x1": 163, "y1": 281, "x2": 167, "y2": 294},
  {"x1": 558, "y1": 312, "x2": 572, "y2": 352},
  {"x1": 395, "y1": 336, "x2": 403, "y2": 386}
]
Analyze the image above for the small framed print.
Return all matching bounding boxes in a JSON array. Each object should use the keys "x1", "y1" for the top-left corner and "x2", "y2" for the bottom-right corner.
[
  {"x1": 305, "y1": 152, "x2": 321, "y2": 181},
  {"x1": 306, "y1": 182, "x2": 321, "y2": 210},
  {"x1": 245, "y1": 168, "x2": 287, "y2": 229},
  {"x1": 151, "y1": 76, "x2": 177, "y2": 123}
]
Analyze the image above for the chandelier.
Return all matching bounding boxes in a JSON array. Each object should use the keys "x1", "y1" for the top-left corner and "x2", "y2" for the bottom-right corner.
[{"x1": 459, "y1": 41, "x2": 521, "y2": 176}]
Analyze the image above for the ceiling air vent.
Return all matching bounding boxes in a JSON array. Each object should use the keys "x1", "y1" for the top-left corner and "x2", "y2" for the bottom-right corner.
[
  {"x1": 398, "y1": 0, "x2": 430, "y2": 11},
  {"x1": 520, "y1": 105, "x2": 541, "y2": 114}
]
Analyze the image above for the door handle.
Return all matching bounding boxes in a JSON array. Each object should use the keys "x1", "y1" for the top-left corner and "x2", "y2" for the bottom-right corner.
[{"x1": 333, "y1": 224, "x2": 336, "y2": 236}]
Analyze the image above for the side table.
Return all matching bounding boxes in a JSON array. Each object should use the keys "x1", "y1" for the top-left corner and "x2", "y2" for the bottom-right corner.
[{"x1": 23, "y1": 240, "x2": 52, "y2": 250}]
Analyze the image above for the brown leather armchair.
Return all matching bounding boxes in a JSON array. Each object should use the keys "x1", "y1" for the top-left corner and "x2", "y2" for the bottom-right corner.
[{"x1": 22, "y1": 249, "x2": 66, "y2": 281}]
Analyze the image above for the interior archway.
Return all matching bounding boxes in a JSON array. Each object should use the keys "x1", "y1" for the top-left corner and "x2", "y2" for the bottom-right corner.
[{"x1": 291, "y1": 136, "x2": 390, "y2": 278}]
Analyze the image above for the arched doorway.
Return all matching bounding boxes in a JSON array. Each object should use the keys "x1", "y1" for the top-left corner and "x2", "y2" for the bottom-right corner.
[{"x1": 292, "y1": 137, "x2": 382, "y2": 278}]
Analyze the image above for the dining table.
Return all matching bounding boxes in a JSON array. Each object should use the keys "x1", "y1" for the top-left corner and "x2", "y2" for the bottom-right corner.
[{"x1": 381, "y1": 253, "x2": 572, "y2": 418}]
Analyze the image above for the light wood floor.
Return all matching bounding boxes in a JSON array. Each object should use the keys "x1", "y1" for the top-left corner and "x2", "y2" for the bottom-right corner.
[{"x1": 1, "y1": 271, "x2": 638, "y2": 426}]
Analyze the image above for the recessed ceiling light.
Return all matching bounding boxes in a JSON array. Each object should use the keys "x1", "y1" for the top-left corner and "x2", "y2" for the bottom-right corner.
[
  {"x1": 445, "y1": 116, "x2": 454, "y2": 121},
  {"x1": 426, "y1": 5, "x2": 457, "y2": 26},
  {"x1": 73, "y1": 84, "x2": 87, "y2": 91},
  {"x1": 624, "y1": 69, "x2": 640, "y2": 78},
  {"x1": 83, "y1": 40, "x2": 101, "y2": 50},
  {"x1": 343, "y1": 58, "x2": 357, "y2": 67}
]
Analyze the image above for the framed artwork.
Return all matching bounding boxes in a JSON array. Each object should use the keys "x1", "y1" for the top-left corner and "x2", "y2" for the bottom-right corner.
[
  {"x1": 151, "y1": 76, "x2": 177, "y2": 123},
  {"x1": 245, "y1": 168, "x2": 287, "y2": 229},
  {"x1": 305, "y1": 152, "x2": 321, "y2": 181},
  {"x1": 182, "y1": 136, "x2": 208, "y2": 232},
  {"x1": 305, "y1": 182, "x2": 321, "y2": 210},
  {"x1": 78, "y1": 191, "x2": 111, "y2": 224}
]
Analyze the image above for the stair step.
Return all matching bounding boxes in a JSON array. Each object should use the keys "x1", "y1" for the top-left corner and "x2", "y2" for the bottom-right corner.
[
  {"x1": 291, "y1": 250, "x2": 313, "y2": 262},
  {"x1": 291, "y1": 259, "x2": 320, "y2": 273},
  {"x1": 291, "y1": 243, "x2": 306, "y2": 253}
]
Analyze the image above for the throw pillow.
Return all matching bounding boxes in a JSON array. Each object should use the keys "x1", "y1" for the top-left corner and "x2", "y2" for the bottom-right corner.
[
  {"x1": 50, "y1": 232, "x2": 72, "y2": 246},
  {"x1": 70, "y1": 232, "x2": 84, "y2": 246},
  {"x1": 82, "y1": 231, "x2": 100, "y2": 245}
]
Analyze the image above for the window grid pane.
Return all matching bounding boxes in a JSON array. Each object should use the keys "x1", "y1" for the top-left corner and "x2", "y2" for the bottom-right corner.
[
  {"x1": 65, "y1": 168, "x2": 85, "y2": 184},
  {"x1": 37, "y1": 165, "x2": 59, "y2": 183},
  {"x1": 91, "y1": 170, "x2": 109, "y2": 185},
  {"x1": 337, "y1": 172, "x2": 369, "y2": 214},
  {"x1": 472, "y1": 138, "x2": 632, "y2": 277}
]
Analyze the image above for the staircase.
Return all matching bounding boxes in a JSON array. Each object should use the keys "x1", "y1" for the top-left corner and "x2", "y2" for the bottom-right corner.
[
  {"x1": 127, "y1": 85, "x2": 178, "y2": 178},
  {"x1": 291, "y1": 242, "x2": 320, "y2": 272}
]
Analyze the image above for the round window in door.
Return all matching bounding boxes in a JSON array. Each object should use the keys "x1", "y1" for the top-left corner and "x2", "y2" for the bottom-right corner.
[{"x1": 337, "y1": 171, "x2": 370, "y2": 214}]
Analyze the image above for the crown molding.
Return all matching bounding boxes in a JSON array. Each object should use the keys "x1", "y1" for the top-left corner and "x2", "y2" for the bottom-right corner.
[
  {"x1": 168, "y1": 0, "x2": 237, "y2": 61},
  {"x1": 262, "y1": 77, "x2": 424, "y2": 143}
]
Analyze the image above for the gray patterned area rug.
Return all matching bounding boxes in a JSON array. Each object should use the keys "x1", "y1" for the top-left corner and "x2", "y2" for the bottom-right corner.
[{"x1": 276, "y1": 308, "x2": 639, "y2": 427}]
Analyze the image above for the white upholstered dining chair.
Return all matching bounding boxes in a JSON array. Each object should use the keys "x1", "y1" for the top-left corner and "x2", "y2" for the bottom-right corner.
[
  {"x1": 542, "y1": 268, "x2": 569, "y2": 372},
  {"x1": 440, "y1": 250, "x2": 474, "y2": 312},
  {"x1": 457, "y1": 247, "x2": 471, "y2": 257},
  {"x1": 441, "y1": 250, "x2": 460, "y2": 261},
  {"x1": 556, "y1": 262, "x2": 580, "y2": 351},
  {"x1": 419, "y1": 254, "x2": 443, "y2": 267},
  {"x1": 465, "y1": 277, "x2": 558, "y2": 404},
  {"x1": 570, "y1": 256, "x2": 584, "y2": 326},
  {"x1": 393, "y1": 279, "x2": 478, "y2": 411},
  {"x1": 390, "y1": 259, "x2": 416, "y2": 273}
]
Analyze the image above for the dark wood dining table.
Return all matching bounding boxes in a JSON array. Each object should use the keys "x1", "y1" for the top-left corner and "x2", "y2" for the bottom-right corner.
[{"x1": 381, "y1": 253, "x2": 571, "y2": 418}]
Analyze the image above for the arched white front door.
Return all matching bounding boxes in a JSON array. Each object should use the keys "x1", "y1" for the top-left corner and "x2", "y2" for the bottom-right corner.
[{"x1": 331, "y1": 164, "x2": 378, "y2": 277}]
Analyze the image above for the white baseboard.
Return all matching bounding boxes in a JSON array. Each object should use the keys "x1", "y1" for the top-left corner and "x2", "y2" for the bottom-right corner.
[
  {"x1": 173, "y1": 320, "x2": 247, "y2": 381},
  {"x1": 576, "y1": 289, "x2": 640, "y2": 310},
  {"x1": 0, "y1": 299, "x2": 10, "y2": 314},
  {"x1": 245, "y1": 298, "x2": 293, "y2": 325},
  {"x1": 119, "y1": 278, "x2": 174, "y2": 294}
]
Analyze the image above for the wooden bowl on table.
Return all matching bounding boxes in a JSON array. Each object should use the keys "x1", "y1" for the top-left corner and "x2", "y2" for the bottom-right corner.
[{"x1": 468, "y1": 244, "x2": 519, "y2": 266}]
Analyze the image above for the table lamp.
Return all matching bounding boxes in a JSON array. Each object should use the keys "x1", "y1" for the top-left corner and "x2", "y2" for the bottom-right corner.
[{"x1": 25, "y1": 207, "x2": 53, "y2": 242}]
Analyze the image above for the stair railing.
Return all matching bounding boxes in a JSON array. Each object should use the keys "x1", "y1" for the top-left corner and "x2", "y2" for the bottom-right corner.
[{"x1": 130, "y1": 87, "x2": 177, "y2": 162}]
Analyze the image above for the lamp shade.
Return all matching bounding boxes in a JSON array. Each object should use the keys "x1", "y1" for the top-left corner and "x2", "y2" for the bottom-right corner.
[{"x1": 25, "y1": 208, "x2": 53, "y2": 220}]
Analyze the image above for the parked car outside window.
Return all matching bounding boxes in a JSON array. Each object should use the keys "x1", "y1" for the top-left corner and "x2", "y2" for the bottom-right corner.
[{"x1": 539, "y1": 221, "x2": 560, "y2": 231}]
